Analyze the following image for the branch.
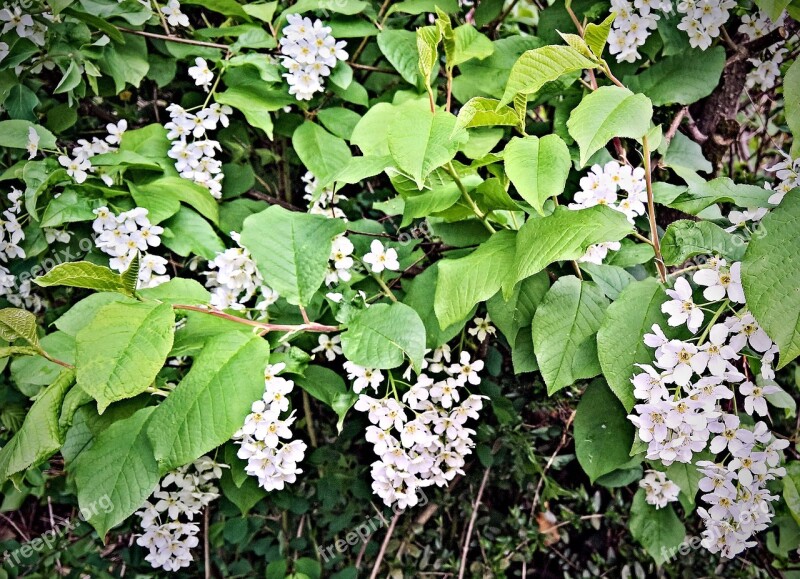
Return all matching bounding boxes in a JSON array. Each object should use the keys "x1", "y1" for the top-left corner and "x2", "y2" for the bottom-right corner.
[
  {"x1": 457, "y1": 467, "x2": 491, "y2": 579},
  {"x1": 642, "y1": 135, "x2": 668, "y2": 283},
  {"x1": 117, "y1": 27, "x2": 231, "y2": 50},
  {"x1": 172, "y1": 304, "x2": 339, "y2": 333}
]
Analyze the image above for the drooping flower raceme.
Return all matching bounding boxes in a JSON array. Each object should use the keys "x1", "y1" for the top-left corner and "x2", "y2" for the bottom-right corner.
[
  {"x1": 627, "y1": 259, "x2": 788, "y2": 559},
  {"x1": 92, "y1": 206, "x2": 169, "y2": 288},
  {"x1": 136, "y1": 457, "x2": 226, "y2": 571},
  {"x1": 279, "y1": 14, "x2": 348, "y2": 101},
  {"x1": 640, "y1": 470, "x2": 680, "y2": 508},
  {"x1": 568, "y1": 160, "x2": 647, "y2": 264},
  {"x1": 232, "y1": 363, "x2": 308, "y2": 491},
  {"x1": 607, "y1": 0, "x2": 670, "y2": 63},
  {"x1": 353, "y1": 348, "x2": 487, "y2": 509}
]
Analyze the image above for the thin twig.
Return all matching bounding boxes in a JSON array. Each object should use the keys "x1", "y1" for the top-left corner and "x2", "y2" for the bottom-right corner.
[
  {"x1": 642, "y1": 135, "x2": 667, "y2": 283},
  {"x1": 172, "y1": 304, "x2": 339, "y2": 333},
  {"x1": 117, "y1": 27, "x2": 230, "y2": 50},
  {"x1": 457, "y1": 467, "x2": 491, "y2": 579},
  {"x1": 203, "y1": 507, "x2": 211, "y2": 579},
  {"x1": 302, "y1": 390, "x2": 318, "y2": 448},
  {"x1": 531, "y1": 409, "x2": 576, "y2": 516},
  {"x1": 369, "y1": 511, "x2": 400, "y2": 579},
  {"x1": 0, "y1": 513, "x2": 30, "y2": 542}
]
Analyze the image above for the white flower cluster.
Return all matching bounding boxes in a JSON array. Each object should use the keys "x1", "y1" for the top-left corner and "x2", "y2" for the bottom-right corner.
[
  {"x1": 569, "y1": 160, "x2": 648, "y2": 264},
  {"x1": 740, "y1": 11, "x2": 788, "y2": 92},
  {"x1": 354, "y1": 348, "x2": 486, "y2": 508},
  {"x1": 233, "y1": 363, "x2": 308, "y2": 491},
  {"x1": 92, "y1": 206, "x2": 169, "y2": 288},
  {"x1": 628, "y1": 258, "x2": 787, "y2": 558},
  {"x1": 58, "y1": 121, "x2": 128, "y2": 185},
  {"x1": 676, "y1": 0, "x2": 736, "y2": 50},
  {"x1": 765, "y1": 153, "x2": 799, "y2": 206},
  {"x1": 640, "y1": 470, "x2": 680, "y2": 508},
  {"x1": 165, "y1": 100, "x2": 230, "y2": 199},
  {"x1": 608, "y1": 0, "x2": 670, "y2": 63},
  {"x1": 302, "y1": 171, "x2": 347, "y2": 219},
  {"x1": 203, "y1": 232, "x2": 278, "y2": 311},
  {"x1": 136, "y1": 457, "x2": 226, "y2": 572},
  {"x1": 279, "y1": 14, "x2": 348, "y2": 101},
  {"x1": 161, "y1": 0, "x2": 190, "y2": 28},
  {"x1": 0, "y1": 188, "x2": 27, "y2": 306},
  {"x1": 468, "y1": 315, "x2": 496, "y2": 343}
]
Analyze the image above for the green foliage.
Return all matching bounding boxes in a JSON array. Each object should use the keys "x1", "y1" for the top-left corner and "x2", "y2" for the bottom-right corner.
[{"x1": 503, "y1": 134, "x2": 571, "y2": 215}]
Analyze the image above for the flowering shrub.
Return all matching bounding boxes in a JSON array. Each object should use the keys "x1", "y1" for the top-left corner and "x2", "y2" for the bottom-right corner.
[{"x1": 0, "y1": 0, "x2": 800, "y2": 576}]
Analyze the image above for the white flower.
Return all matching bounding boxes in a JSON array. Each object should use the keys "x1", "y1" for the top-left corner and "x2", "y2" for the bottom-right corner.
[
  {"x1": 448, "y1": 351, "x2": 484, "y2": 385},
  {"x1": 105, "y1": 120, "x2": 128, "y2": 145},
  {"x1": 58, "y1": 155, "x2": 92, "y2": 183},
  {"x1": 640, "y1": 470, "x2": 680, "y2": 509},
  {"x1": 343, "y1": 361, "x2": 384, "y2": 393},
  {"x1": 661, "y1": 277, "x2": 703, "y2": 333},
  {"x1": 26, "y1": 127, "x2": 39, "y2": 159},
  {"x1": 468, "y1": 315, "x2": 496, "y2": 342},
  {"x1": 161, "y1": 0, "x2": 189, "y2": 27},
  {"x1": 740, "y1": 381, "x2": 780, "y2": 416},
  {"x1": 312, "y1": 333, "x2": 342, "y2": 361},
  {"x1": 362, "y1": 239, "x2": 400, "y2": 273},
  {"x1": 188, "y1": 58, "x2": 214, "y2": 91},
  {"x1": 692, "y1": 261, "x2": 745, "y2": 303}
]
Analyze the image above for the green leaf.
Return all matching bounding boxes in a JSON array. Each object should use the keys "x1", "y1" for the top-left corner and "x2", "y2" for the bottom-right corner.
[
  {"x1": 378, "y1": 29, "x2": 421, "y2": 86},
  {"x1": 434, "y1": 230, "x2": 517, "y2": 328},
  {"x1": 72, "y1": 407, "x2": 159, "y2": 538},
  {"x1": 242, "y1": 1, "x2": 277, "y2": 22},
  {"x1": 567, "y1": 85, "x2": 653, "y2": 166},
  {"x1": 629, "y1": 489, "x2": 686, "y2": 565},
  {"x1": 35, "y1": 261, "x2": 134, "y2": 296},
  {"x1": 0, "y1": 369, "x2": 75, "y2": 483},
  {"x1": 220, "y1": 467, "x2": 267, "y2": 515},
  {"x1": 148, "y1": 332, "x2": 270, "y2": 472},
  {"x1": 671, "y1": 177, "x2": 775, "y2": 215},
  {"x1": 131, "y1": 176, "x2": 220, "y2": 225},
  {"x1": 292, "y1": 122, "x2": 353, "y2": 187},
  {"x1": 504, "y1": 134, "x2": 571, "y2": 215},
  {"x1": 597, "y1": 278, "x2": 671, "y2": 410},
  {"x1": 40, "y1": 189, "x2": 103, "y2": 227},
  {"x1": 741, "y1": 191, "x2": 800, "y2": 368},
  {"x1": 755, "y1": 0, "x2": 792, "y2": 21},
  {"x1": 0, "y1": 308, "x2": 39, "y2": 346},
  {"x1": 486, "y1": 272, "x2": 549, "y2": 347},
  {"x1": 786, "y1": 59, "x2": 800, "y2": 155},
  {"x1": 624, "y1": 46, "x2": 725, "y2": 106},
  {"x1": 182, "y1": 0, "x2": 248, "y2": 17},
  {"x1": 451, "y1": 24, "x2": 494, "y2": 67},
  {"x1": 0, "y1": 120, "x2": 57, "y2": 150},
  {"x1": 454, "y1": 97, "x2": 521, "y2": 131},
  {"x1": 215, "y1": 85, "x2": 294, "y2": 139},
  {"x1": 574, "y1": 379, "x2": 636, "y2": 482},
  {"x1": 76, "y1": 302, "x2": 175, "y2": 412},
  {"x1": 580, "y1": 263, "x2": 635, "y2": 300},
  {"x1": 404, "y1": 264, "x2": 473, "y2": 348},
  {"x1": 387, "y1": 105, "x2": 468, "y2": 188},
  {"x1": 240, "y1": 206, "x2": 346, "y2": 306},
  {"x1": 341, "y1": 302, "x2": 426, "y2": 371},
  {"x1": 417, "y1": 25, "x2": 440, "y2": 94},
  {"x1": 532, "y1": 277, "x2": 607, "y2": 394},
  {"x1": 99, "y1": 36, "x2": 150, "y2": 93},
  {"x1": 295, "y1": 365, "x2": 357, "y2": 433},
  {"x1": 660, "y1": 220, "x2": 746, "y2": 266},
  {"x1": 499, "y1": 44, "x2": 598, "y2": 107},
  {"x1": 512, "y1": 205, "x2": 634, "y2": 287},
  {"x1": 388, "y1": 0, "x2": 459, "y2": 14},
  {"x1": 784, "y1": 462, "x2": 800, "y2": 526},
  {"x1": 162, "y1": 207, "x2": 226, "y2": 260},
  {"x1": 584, "y1": 12, "x2": 616, "y2": 58},
  {"x1": 318, "y1": 107, "x2": 362, "y2": 140}
]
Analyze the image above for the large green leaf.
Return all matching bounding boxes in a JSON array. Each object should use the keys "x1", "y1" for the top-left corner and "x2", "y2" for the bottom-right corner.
[
  {"x1": 147, "y1": 332, "x2": 270, "y2": 472},
  {"x1": 240, "y1": 206, "x2": 346, "y2": 306},
  {"x1": 340, "y1": 302, "x2": 426, "y2": 371},
  {"x1": 387, "y1": 106, "x2": 468, "y2": 189},
  {"x1": 161, "y1": 207, "x2": 226, "y2": 260},
  {"x1": 486, "y1": 272, "x2": 549, "y2": 347},
  {"x1": 669, "y1": 177, "x2": 774, "y2": 215},
  {"x1": 130, "y1": 176, "x2": 219, "y2": 225},
  {"x1": 76, "y1": 301, "x2": 175, "y2": 412},
  {"x1": 295, "y1": 365, "x2": 357, "y2": 433},
  {"x1": 512, "y1": 206, "x2": 634, "y2": 288},
  {"x1": 35, "y1": 262, "x2": 134, "y2": 296},
  {"x1": 215, "y1": 84, "x2": 294, "y2": 139},
  {"x1": 597, "y1": 278, "x2": 671, "y2": 410},
  {"x1": 434, "y1": 230, "x2": 516, "y2": 328},
  {"x1": 624, "y1": 46, "x2": 725, "y2": 106},
  {"x1": 403, "y1": 263, "x2": 472, "y2": 348},
  {"x1": 292, "y1": 122, "x2": 353, "y2": 187},
  {"x1": 377, "y1": 29, "x2": 421, "y2": 86},
  {"x1": 0, "y1": 308, "x2": 39, "y2": 346},
  {"x1": 629, "y1": 489, "x2": 686, "y2": 565},
  {"x1": 532, "y1": 277, "x2": 607, "y2": 394},
  {"x1": 0, "y1": 369, "x2": 75, "y2": 483},
  {"x1": 566, "y1": 86, "x2": 652, "y2": 166},
  {"x1": 0, "y1": 120, "x2": 57, "y2": 150},
  {"x1": 499, "y1": 44, "x2": 597, "y2": 107},
  {"x1": 741, "y1": 191, "x2": 800, "y2": 368},
  {"x1": 574, "y1": 379, "x2": 636, "y2": 482},
  {"x1": 503, "y1": 134, "x2": 571, "y2": 215},
  {"x1": 454, "y1": 97, "x2": 520, "y2": 131},
  {"x1": 72, "y1": 407, "x2": 159, "y2": 537},
  {"x1": 786, "y1": 59, "x2": 800, "y2": 156},
  {"x1": 660, "y1": 220, "x2": 746, "y2": 266}
]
